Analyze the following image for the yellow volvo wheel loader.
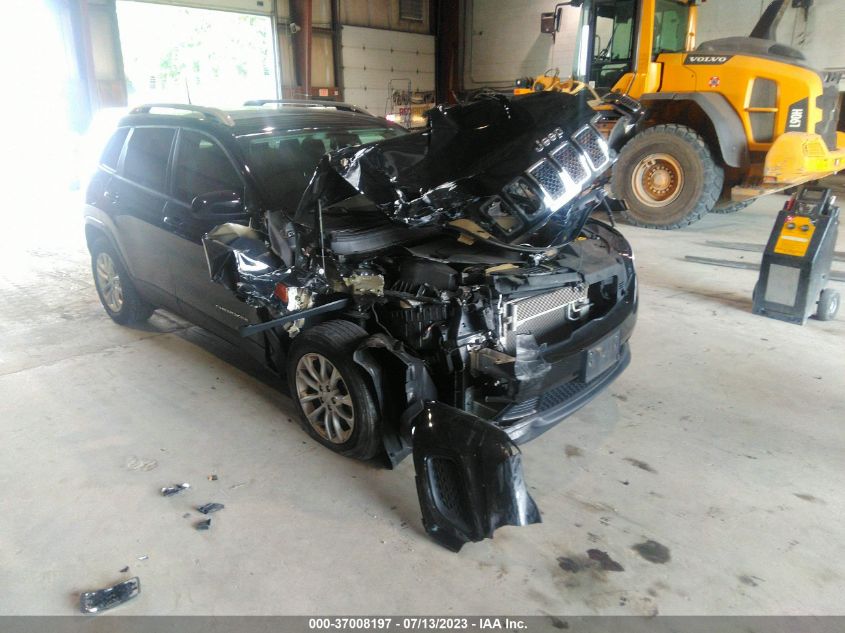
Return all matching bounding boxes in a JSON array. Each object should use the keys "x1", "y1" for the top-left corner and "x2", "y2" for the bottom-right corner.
[{"x1": 517, "y1": 0, "x2": 845, "y2": 229}]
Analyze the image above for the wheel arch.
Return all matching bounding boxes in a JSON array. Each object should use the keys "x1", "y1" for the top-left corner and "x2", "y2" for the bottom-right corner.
[
  {"x1": 638, "y1": 92, "x2": 750, "y2": 169},
  {"x1": 84, "y1": 218, "x2": 115, "y2": 253},
  {"x1": 84, "y1": 217, "x2": 139, "y2": 281},
  {"x1": 352, "y1": 333, "x2": 438, "y2": 467}
]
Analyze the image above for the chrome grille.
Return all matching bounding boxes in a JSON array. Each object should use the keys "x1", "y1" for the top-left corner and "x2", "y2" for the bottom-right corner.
[
  {"x1": 527, "y1": 160, "x2": 566, "y2": 199},
  {"x1": 573, "y1": 126, "x2": 610, "y2": 171},
  {"x1": 550, "y1": 142, "x2": 589, "y2": 184},
  {"x1": 503, "y1": 285, "x2": 588, "y2": 354}
]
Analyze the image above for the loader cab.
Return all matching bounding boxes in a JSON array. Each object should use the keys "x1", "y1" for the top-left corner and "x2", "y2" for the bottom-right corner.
[{"x1": 569, "y1": 0, "x2": 693, "y2": 93}]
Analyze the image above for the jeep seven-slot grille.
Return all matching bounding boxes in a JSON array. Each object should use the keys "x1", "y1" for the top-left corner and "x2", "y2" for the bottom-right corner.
[
  {"x1": 550, "y1": 143, "x2": 589, "y2": 184},
  {"x1": 527, "y1": 161, "x2": 566, "y2": 199},
  {"x1": 573, "y1": 126, "x2": 609, "y2": 170},
  {"x1": 503, "y1": 285, "x2": 587, "y2": 354}
]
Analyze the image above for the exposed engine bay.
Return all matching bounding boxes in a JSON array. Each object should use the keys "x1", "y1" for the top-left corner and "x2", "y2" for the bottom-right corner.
[{"x1": 203, "y1": 90, "x2": 644, "y2": 550}]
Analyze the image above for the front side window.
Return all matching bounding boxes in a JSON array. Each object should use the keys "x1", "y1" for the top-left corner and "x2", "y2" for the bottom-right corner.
[
  {"x1": 123, "y1": 127, "x2": 175, "y2": 191},
  {"x1": 173, "y1": 130, "x2": 243, "y2": 203},
  {"x1": 653, "y1": 0, "x2": 690, "y2": 55}
]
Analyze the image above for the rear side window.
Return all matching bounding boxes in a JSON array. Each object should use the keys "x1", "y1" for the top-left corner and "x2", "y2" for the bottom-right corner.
[
  {"x1": 100, "y1": 127, "x2": 129, "y2": 170},
  {"x1": 173, "y1": 130, "x2": 243, "y2": 203},
  {"x1": 123, "y1": 127, "x2": 175, "y2": 191}
]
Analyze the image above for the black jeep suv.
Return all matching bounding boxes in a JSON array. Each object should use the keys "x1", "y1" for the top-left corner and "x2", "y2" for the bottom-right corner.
[{"x1": 85, "y1": 94, "x2": 642, "y2": 551}]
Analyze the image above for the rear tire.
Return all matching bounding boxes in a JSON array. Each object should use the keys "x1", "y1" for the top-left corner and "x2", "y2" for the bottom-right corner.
[
  {"x1": 612, "y1": 124, "x2": 724, "y2": 229},
  {"x1": 287, "y1": 320, "x2": 382, "y2": 460},
  {"x1": 90, "y1": 237, "x2": 154, "y2": 325}
]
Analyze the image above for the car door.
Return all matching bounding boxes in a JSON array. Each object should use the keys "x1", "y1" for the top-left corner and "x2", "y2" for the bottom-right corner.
[
  {"x1": 164, "y1": 128, "x2": 261, "y2": 332},
  {"x1": 110, "y1": 126, "x2": 178, "y2": 297}
]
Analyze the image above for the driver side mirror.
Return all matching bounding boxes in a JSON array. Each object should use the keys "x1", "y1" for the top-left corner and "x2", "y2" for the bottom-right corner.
[{"x1": 190, "y1": 190, "x2": 248, "y2": 222}]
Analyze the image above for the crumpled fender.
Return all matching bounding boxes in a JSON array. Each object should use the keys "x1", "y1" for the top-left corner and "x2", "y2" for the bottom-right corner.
[
  {"x1": 202, "y1": 223, "x2": 297, "y2": 310},
  {"x1": 352, "y1": 333, "x2": 438, "y2": 467},
  {"x1": 411, "y1": 402, "x2": 541, "y2": 552}
]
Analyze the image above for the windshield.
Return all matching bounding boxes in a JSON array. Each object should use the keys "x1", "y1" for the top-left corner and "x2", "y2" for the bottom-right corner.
[{"x1": 238, "y1": 124, "x2": 406, "y2": 209}]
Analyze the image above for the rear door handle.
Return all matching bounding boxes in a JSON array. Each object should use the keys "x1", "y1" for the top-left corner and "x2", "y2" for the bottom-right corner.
[
  {"x1": 163, "y1": 216, "x2": 184, "y2": 227},
  {"x1": 104, "y1": 191, "x2": 120, "y2": 204}
]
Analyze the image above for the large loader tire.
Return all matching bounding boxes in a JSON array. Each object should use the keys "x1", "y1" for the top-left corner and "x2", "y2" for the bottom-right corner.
[
  {"x1": 711, "y1": 199, "x2": 754, "y2": 214},
  {"x1": 612, "y1": 124, "x2": 724, "y2": 230}
]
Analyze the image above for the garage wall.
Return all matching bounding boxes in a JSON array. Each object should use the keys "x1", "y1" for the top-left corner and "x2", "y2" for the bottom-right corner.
[
  {"x1": 463, "y1": 0, "x2": 580, "y2": 88},
  {"x1": 338, "y1": 0, "x2": 431, "y2": 35},
  {"x1": 465, "y1": 0, "x2": 845, "y2": 90},
  {"x1": 694, "y1": 0, "x2": 845, "y2": 76},
  {"x1": 87, "y1": 0, "x2": 129, "y2": 107},
  {"x1": 339, "y1": 24, "x2": 435, "y2": 115}
]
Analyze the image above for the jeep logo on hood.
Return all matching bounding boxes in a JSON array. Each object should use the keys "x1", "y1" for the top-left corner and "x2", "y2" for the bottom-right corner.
[{"x1": 684, "y1": 54, "x2": 733, "y2": 65}]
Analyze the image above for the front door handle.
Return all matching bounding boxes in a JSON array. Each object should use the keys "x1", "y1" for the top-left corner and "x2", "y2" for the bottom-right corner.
[
  {"x1": 163, "y1": 216, "x2": 184, "y2": 227},
  {"x1": 104, "y1": 191, "x2": 120, "y2": 205}
]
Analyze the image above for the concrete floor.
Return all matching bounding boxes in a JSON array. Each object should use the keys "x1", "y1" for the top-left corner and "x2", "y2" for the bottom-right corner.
[{"x1": 1, "y1": 192, "x2": 843, "y2": 615}]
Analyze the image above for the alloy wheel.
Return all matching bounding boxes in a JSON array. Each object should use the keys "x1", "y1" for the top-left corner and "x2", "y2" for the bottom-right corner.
[
  {"x1": 295, "y1": 352, "x2": 355, "y2": 444},
  {"x1": 95, "y1": 252, "x2": 124, "y2": 313}
]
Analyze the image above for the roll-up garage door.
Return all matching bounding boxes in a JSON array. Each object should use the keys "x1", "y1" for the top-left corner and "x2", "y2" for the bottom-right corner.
[{"x1": 339, "y1": 25, "x2": 434, "y2": 117}]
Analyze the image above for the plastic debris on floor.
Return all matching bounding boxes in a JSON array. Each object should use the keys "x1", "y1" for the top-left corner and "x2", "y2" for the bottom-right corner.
[
  {"x1": 79, "y1": 577, "x2": 140, "y2": 614},
  {"x1": 160, "y1": 483, "x2": 190, "y2": 497}
]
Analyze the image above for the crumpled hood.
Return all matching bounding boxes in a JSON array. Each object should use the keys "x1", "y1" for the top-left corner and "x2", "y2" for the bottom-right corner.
[{"x1": 295, "y1": 91, "x2": 614, "y2": 245}]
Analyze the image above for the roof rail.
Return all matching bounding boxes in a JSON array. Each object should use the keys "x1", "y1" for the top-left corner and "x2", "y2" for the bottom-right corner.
[
  {"x1": 129, "y1": 103, "x2": 236, "y2": 127},
  {"x1": 243, "y1": 99, "x2": 373, "y2": 117}
]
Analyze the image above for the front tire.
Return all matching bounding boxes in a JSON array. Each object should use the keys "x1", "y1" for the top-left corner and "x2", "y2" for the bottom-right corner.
[
  {"x1": 90, "y1": 237, "x2": 154, "y2": 325},
  {"x1": 612, "y1": 124, "x2": 724, "y2": 229},
  {"x1": 287, "y1": 320, "x2": 382, "y2": 460}
]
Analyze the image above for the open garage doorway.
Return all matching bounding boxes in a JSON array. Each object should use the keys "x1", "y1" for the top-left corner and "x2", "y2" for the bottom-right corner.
[
  {"x1": 2, "y1": 0, "x2": 89, "y2": 248},
  {"x1": 115, "y1": 1, "x2": 278, "y2": 107}
]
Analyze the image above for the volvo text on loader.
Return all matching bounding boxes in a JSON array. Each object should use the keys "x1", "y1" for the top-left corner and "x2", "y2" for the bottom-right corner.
[{"x1": 517, "y1": 0, "x2": 845, "y2": 229}]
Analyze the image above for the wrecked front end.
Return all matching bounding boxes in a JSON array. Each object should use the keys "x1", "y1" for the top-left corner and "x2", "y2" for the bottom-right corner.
[{"x1": 203, "y1": 91, "x2": 643, "y2": 551}]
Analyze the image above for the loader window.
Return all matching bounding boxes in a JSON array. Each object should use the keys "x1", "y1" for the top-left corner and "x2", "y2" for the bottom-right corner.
[
  {"x1": 653, "y1": 0, "x2": 690, "y2": 55},
  {"x1": 582, "y1": 0, "x2": 636, "y2": 93}
]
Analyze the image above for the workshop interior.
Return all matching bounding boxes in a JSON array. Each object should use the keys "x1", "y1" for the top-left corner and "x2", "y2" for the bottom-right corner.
[{"x1": 1, "y1": 0, "x2": 843, "y2": 628}]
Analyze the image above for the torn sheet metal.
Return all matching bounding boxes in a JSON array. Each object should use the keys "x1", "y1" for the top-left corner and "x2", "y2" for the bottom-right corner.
[
  {"x1": 79, "y1": 577, "x2": 140, "y2": 614},
  {"x1": 295, "y1": 91, "x2": 622, "y2": 246},
  {"x1": 203, "y1": 223, "x2": 302, "y2": 310},
  {"x1": 412, "y1": 402, "x2": 541, "y2": 552}
]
